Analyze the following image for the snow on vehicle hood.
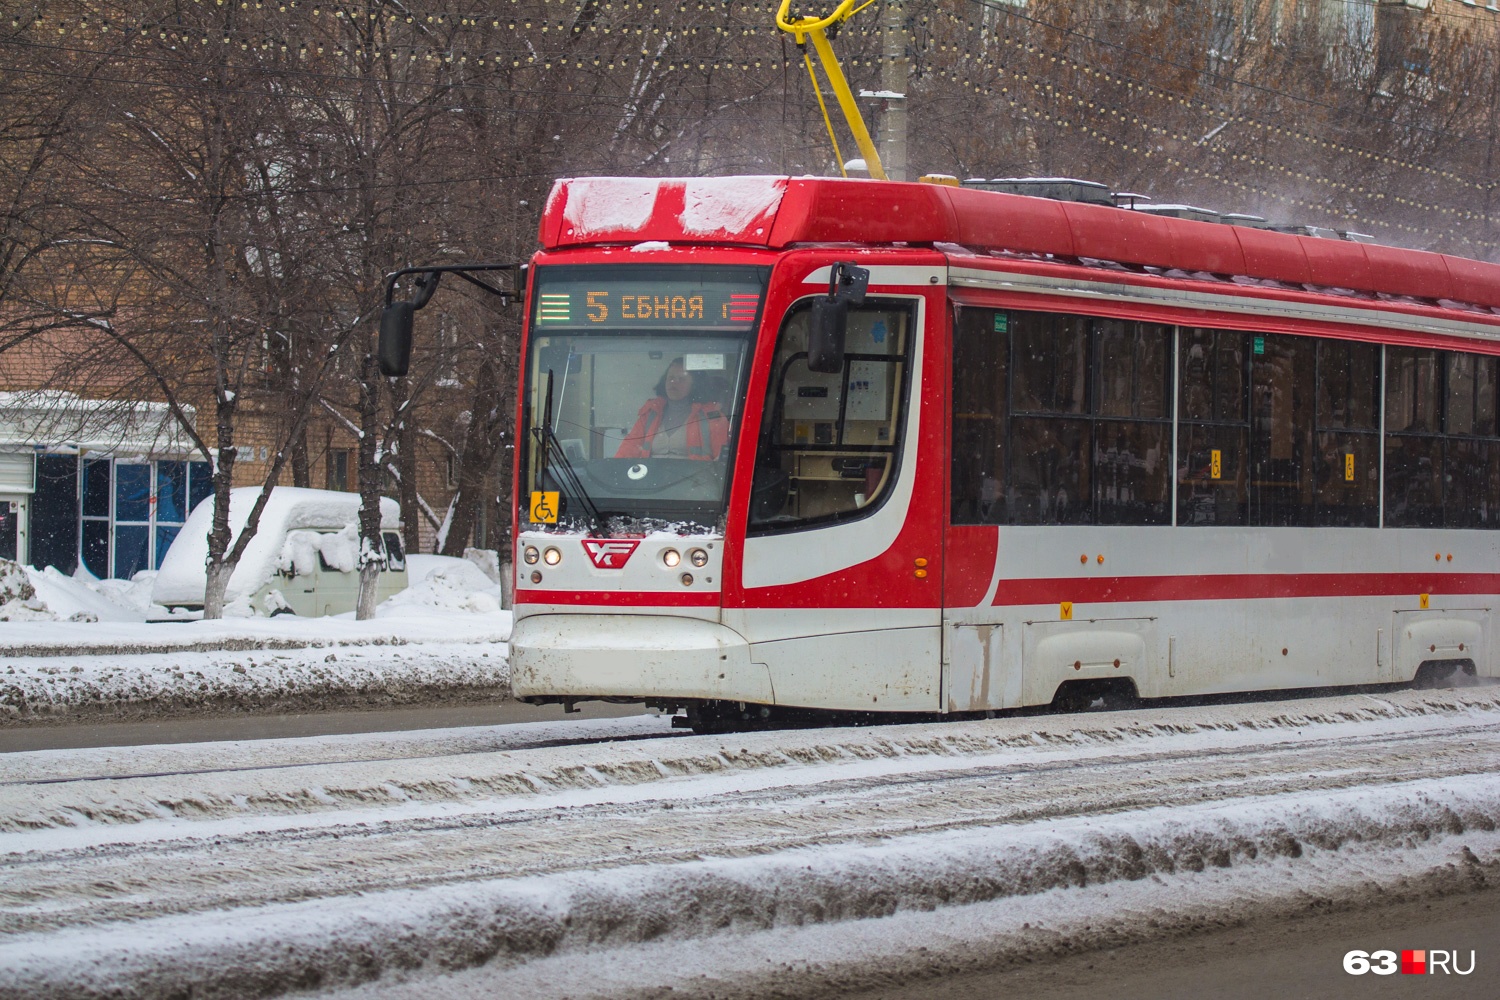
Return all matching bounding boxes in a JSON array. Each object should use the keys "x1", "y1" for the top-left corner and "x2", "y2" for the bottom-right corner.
[{"x1": 152, "y1": 488, "x2": 399, "y2": 606}]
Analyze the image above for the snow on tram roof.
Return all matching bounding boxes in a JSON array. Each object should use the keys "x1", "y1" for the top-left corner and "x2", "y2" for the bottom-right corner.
[{"x1": 539, "y1": 175, "x2": 1500, "y2": 314}]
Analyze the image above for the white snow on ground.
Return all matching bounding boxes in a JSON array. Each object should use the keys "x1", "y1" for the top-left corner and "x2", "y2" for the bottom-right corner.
[
  {"x1": 0, "y1": 713, "x2": 676, "y2": 786},
  {"x1": 7, "y1": 688, "x2": 1495, "y2": 848},
  {"x1": 0, "y1": 550, "x2": 511, "y2": 723},
  {"x1": 0, "y1": 562, "x2": 161, "y2": 623},
  {"x1": 1, "y1": 549, "x2": 505, "y2": 646},
  {"x1": 0, "y1": 635, "x2": 511, "y2": 726},
  {"x1": 1, "y1": 697, "x2": 1497, "y2": 1000},
  {"x1": 383, "y1": 556, "x2": 502, "y2": 616},
  {"x1": 389, "y1": 827, "x2": 1498, "y2": 1000}
]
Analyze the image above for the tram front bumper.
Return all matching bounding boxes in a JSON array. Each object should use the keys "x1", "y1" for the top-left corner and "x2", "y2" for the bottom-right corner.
[{"x1": 509, "y1": 613, "x2": 774, "y2": 704}]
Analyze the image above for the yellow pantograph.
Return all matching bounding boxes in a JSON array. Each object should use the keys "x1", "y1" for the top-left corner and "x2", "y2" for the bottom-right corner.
[{"x1": 775, "y1": 0, "x2": 887, "y2": 181}]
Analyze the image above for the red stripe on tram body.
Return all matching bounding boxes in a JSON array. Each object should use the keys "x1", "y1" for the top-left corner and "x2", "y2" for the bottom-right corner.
[{"x1": 990, "y1": 572, "x2": 1500, "y2": 607}]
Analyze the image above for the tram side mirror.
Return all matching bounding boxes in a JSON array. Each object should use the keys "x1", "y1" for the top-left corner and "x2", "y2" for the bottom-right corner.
[
  {"x1": 378, "y1": 271, "x2": 443, "y2": 378},
  {"x1": 806, "y1": 262, "x2": 869, "y2": 374},
  {"x1": 377, "y1": 302, "x2": 414, "y2": 377}
]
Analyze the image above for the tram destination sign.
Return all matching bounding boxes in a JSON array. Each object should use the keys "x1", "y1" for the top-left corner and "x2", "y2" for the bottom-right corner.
[{"x1": 533, "y1": 274, "x2": 765, "y2": 332}]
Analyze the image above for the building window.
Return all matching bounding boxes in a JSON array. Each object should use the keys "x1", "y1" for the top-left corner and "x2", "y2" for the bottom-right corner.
[
  {"x1": 75, "y1": 457, "x2": 211, "y2": 579},
  {"x1": 326, "y1": 449, "x2": 350, "y2": 492}
]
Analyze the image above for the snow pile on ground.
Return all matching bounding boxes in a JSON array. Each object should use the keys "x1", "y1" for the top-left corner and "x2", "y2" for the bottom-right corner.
[
  {"x1": 0, "y1": 561, "x2": 164, "y2": 623},
  {"x1": 383, "y1": 555, "x2": 503, "y2": 616},
  {"x1": 0, "y1": 559, "x2": 46, "y2": 621},
  {"x1": 0, "y1": 638, "x2": 510, "y2": 726}
]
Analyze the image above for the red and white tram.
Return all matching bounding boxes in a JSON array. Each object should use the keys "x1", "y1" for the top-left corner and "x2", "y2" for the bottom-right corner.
[{"x1": 506, "y1": 175, "x2": 1500, "y2": 729}]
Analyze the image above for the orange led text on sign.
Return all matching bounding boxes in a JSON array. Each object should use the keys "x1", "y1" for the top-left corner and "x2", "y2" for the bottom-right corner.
[{"x1": 580, "y1": 291, "x2": 706, "y2": 322}]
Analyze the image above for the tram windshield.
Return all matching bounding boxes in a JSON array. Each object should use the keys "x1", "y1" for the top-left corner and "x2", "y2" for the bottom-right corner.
[{"x1": 522, "y1": 264, "x2": 769, "y2": 531}]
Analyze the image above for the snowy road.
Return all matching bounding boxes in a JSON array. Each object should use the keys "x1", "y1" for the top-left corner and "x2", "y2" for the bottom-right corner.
[{"x1": 2, "y1": 688, "x2": 1498, "y2": 998}]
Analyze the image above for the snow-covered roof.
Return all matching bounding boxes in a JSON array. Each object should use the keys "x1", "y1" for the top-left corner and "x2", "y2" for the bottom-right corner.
[
  {"x1": 153, "y1": 487, "x2": 400, "y2": 606},
  {"x1": 0, "y1": 390, "x2": 199, "y2": 456}
]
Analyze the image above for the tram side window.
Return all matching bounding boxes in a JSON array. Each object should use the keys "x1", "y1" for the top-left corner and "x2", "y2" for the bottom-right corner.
[
  {"x1": 950, "y1": 308, "x2": 1008, "y2": 525},
  {"x1": 1094, "y1": 319, "x2": 1172, "y2": 525},
  {"x1": 1385, "y1": 347, "x2": 1445, "y2": 527},
  {"x1": 1314, "y1": 339, "x2": 1380, "y2": 527},
  {"x1": 950, "y1": 308, "x2": 1169, "y2": 526},
  {"x1": 1441, "y1": 352, "x2": 1500, "y2": 528},
  {"x1": 1177, "y1": 329, "x2": 1249, "y2": 526},
  {"x1": 1010, "y1": 313, "x2": 1092, "y2": 524},
  {"x1": 1249, "y1": 335, "x2": 1315, "y2": 527},
  {"x1": 748, "y1": 300, "x2": 912, "y2": 532}
]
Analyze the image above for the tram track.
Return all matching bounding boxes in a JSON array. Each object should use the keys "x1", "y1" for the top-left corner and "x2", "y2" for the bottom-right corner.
[{"x1": 3, "y1": 687, "x2": 1498, "y2": 999}]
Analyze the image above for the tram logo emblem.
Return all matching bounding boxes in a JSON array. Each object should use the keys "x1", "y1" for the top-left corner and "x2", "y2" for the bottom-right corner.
[{"x1": 582, "y1": 539, "x2": 640, "y2": 569}]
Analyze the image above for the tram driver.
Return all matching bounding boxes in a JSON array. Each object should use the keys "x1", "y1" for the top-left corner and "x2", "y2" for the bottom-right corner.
[{"x1": 615, "y1": 357, "x2": 730, "y2": 460}]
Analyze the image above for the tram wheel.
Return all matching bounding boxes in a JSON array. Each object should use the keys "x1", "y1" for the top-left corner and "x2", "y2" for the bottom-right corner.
[
  {"x1": 1050, "y1": 678, "x2": 1140, "y2": 714},
  {"x1": 684, "y1": 700, "x2": 775, "y2": 734},
  {"x1": 1412, "y1": 658, "x2": 1477, "y2": 689}
]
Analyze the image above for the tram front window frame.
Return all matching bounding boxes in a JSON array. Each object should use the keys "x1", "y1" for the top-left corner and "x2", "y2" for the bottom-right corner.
[{"x1": 519, "y1": 263, "x2": 769, "y2": 533}]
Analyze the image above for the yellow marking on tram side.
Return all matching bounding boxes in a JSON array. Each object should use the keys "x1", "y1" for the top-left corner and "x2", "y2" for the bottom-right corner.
[
  {"x1": 1210, "y1": 449, "x2": 1222, "y2": 480},
  {"x1": 1420, "y1": 593, "x2": 1430, "y2": 610},
  {"x1": 1345, "y1": 453, "x2": 1355, "y2": 482},
  {"x1": 1060, "y1": 601, "x2": 1073, "y2": 621}
]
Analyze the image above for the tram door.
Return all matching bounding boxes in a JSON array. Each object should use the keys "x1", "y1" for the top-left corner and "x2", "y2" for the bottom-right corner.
[
  {"x1": 941, "y1": 304, "x2": 1010, "y2": 712},
  {"x1": 737, "y1": 275, "x2": 947, "y2": 712}
]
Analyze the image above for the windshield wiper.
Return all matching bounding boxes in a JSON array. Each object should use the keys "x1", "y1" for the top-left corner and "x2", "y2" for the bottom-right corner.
[{"x1": 533, "y1": 368, "x2": 604, "y2": 534}]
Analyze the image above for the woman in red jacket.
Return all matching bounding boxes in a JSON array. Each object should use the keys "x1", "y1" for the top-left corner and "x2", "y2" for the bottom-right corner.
[{"x1": 615, "y1": 357, "x2": 729, "y2": 460}]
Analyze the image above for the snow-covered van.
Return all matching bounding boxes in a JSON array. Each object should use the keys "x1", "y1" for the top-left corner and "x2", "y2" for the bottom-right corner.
[{"x1": 152, "y1": 487, "x2": 408, "y2": 616}]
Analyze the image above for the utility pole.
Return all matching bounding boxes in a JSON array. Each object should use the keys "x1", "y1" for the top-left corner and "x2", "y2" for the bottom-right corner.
[{"x1": 877, "y1": 1, "x2": 908, "y2": 181}]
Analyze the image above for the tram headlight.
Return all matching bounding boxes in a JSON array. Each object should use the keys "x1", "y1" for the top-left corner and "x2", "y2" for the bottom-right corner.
[
  {"x1": 523, "y1": 546, "x2": 540, "y2": 565},
  {"x1": 662, "y1": 548, "x2": 681, "y2": 568},
  {"x1": 543, "y1": 546, "x2": 562, "y2": 566},
  {"x1": 689, "y1": 548, "x2": 709, "y2": 568},
  {"x1": 679, "y1": 572, "x2": 694, "y2": 587}
]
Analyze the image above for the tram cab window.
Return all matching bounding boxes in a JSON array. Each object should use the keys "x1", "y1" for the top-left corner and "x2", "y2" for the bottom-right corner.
[{"x1": 748, "y1": 300, "x2": 913, "y2": 532}]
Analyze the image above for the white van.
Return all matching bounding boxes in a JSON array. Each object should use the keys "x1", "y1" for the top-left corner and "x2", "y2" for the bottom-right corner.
[{"x1": 152, "y1": 487, "x2": 408, "y2": 616}]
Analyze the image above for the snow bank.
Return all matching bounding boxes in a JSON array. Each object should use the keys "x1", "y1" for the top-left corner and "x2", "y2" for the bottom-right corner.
[
  {"x1": 5, "y1": 773, "x2": 1497, "y2": 1000},
  {"x1": 152, "y1": 487, "x2": 399, "y2": 608},
  {"x1": 383, "y1": 555, "x2": 503, "y2": 616},
  {"x1": 1, "y1": 562, "x2": 163, "y2": 623},
  {"x1": 0, "y1": 638, "x2": 510, "y2": 726},
  {"x1": 0, "y1": 559, "x2": 45, "y2": 621}
]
